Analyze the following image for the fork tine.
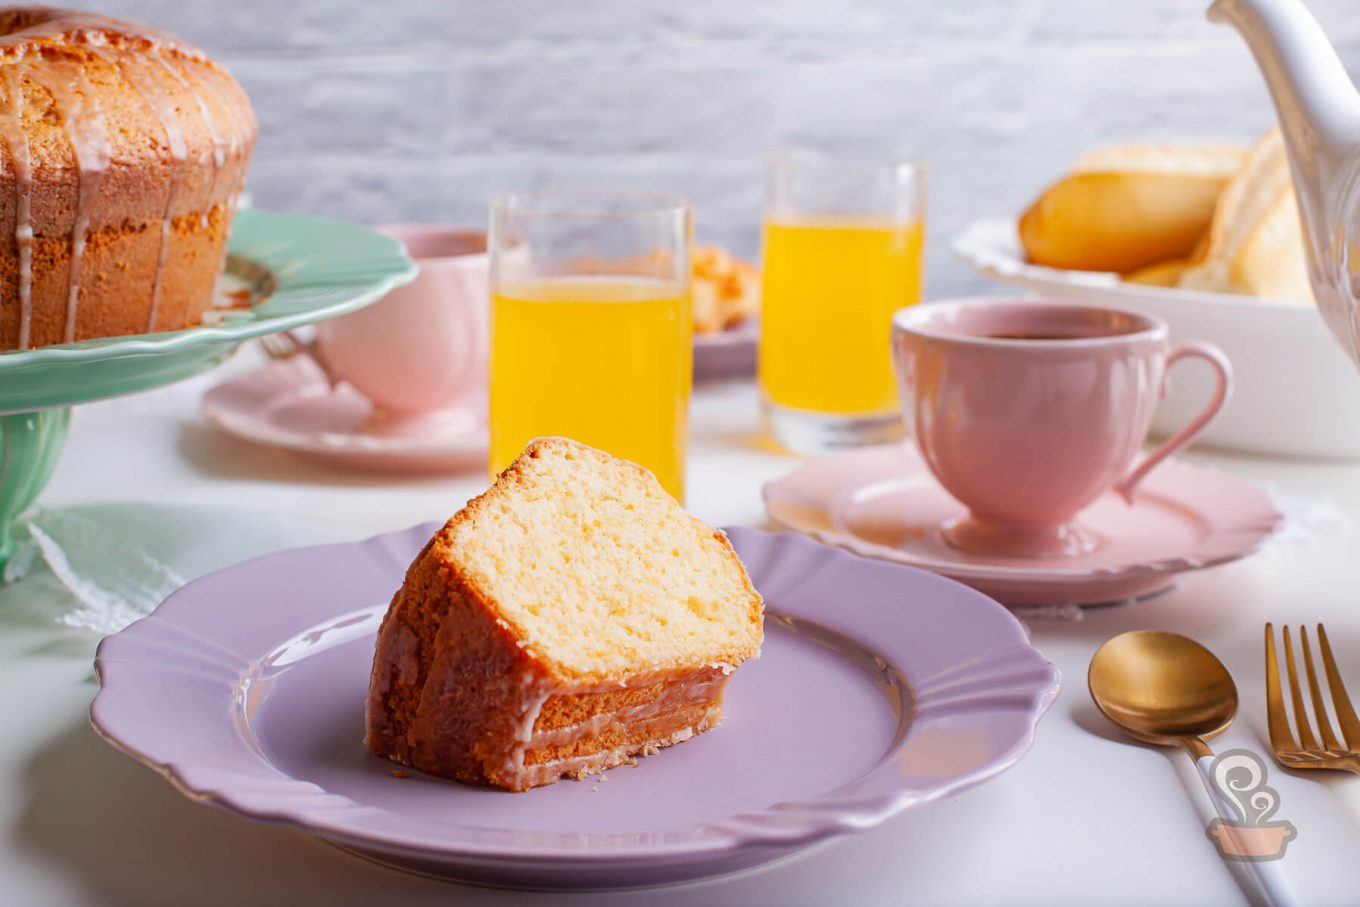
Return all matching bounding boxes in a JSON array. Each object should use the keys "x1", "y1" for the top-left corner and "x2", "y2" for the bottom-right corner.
[
  {"x1": 1301, "y1": 626, "x2": 1343, "y2": 752},
  {"x1": 258, "y1": 332, "x2": 299, "y2": 360},
  {"x1": 1317, "y1": 624, "x2": 1360, "y2": 749},
  {"x1": 1265, "y1": 623, "x2": 1298, "y2": 755},
  {"x1": 1283, "y1": 625, "x2": 1321, "y2": 752}
]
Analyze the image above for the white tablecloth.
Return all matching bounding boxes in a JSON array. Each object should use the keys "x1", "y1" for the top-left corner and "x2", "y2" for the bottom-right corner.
[{"x1": 6, "y1": 345, "x2": 1360, "y2": 906}]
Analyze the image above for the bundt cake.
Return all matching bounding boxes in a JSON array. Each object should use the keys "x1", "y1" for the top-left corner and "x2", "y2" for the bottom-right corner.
[
  {"x1": 0, "y1": 6, "x2": 256, "y2": 350},
  {"x1": 366, "y1": 437, "x2": 764, "y2": 792}
]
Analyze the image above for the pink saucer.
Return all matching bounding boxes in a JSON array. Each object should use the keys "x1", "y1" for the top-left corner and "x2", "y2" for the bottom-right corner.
[
  {"x1": 763, "y1": 445, "x2": 1282, "y2": 605},
  {"x1": 203, "y1": 356, "x2": 488, "y2": 475}
]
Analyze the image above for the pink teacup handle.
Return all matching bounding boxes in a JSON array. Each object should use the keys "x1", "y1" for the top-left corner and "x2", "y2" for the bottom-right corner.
[{"x1": 1114, "y1": 340, "x2": 1233, "y2": 504}]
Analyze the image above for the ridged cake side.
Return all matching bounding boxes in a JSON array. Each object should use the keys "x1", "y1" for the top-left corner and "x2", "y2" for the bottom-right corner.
[{"x1": 364, "y1": 535, "x2": 554, "y2": 787}]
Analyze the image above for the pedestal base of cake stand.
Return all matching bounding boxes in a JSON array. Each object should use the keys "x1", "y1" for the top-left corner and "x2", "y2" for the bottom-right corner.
[{"x1": 0, "y1": 408, "x2": 71, "y2": 572}]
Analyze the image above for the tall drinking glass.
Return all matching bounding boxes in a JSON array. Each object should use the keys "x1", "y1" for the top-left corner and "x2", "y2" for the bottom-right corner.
[
  {"x1": 489, "y1": 191, "x2": 693, "y2": 500},
  {"x1": 758, "y1": 153, "x2": 926, "y2": 452}
]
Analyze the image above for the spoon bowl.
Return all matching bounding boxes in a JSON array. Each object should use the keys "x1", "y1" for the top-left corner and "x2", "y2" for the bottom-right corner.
[{"x1": 1088, "y1": 629, "x2": 1238, "y2": 754}]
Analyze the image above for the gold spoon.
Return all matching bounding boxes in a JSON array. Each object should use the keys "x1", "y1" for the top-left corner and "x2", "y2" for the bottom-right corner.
[
  {"x1": 1089, "y1": 629, "x2": 1236, "y2": 759},
  {"x1": 1089, "y1": 630, "x2": 1294, "y2": 907}
]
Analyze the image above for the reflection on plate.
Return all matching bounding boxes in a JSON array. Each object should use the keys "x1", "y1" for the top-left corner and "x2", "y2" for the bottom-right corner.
[
  {"x1": 203, "y1": 357, "x2": 488, "y2": 475},
  {"x1": 764, "y1": 445, "x2": 1281, "y2": 605},
  {"x1": 92, "y1": 525, "x2": 1057, "y2": 889}
]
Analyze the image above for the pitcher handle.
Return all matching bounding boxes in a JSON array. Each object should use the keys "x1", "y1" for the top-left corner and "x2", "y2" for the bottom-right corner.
[{"x1": 1115, "y1": 340, "x2": 1233, "y2": 504}]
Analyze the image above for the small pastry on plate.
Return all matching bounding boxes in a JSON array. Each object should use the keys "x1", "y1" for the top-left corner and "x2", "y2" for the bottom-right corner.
[{"x1": 692, "y1": 245, "x2": 759, "y2": 334}]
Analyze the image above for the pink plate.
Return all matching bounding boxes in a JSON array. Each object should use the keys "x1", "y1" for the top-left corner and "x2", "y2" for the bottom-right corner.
[
  {"x1": 202, "y1": 357, "x2": 488, "y2": 475},
  {"x1": 91, "y1": 525, "x2": 1058, "y2": 890},
  {"x1": 764, "y1": 445, "x2": 1282, "y2": 605}
]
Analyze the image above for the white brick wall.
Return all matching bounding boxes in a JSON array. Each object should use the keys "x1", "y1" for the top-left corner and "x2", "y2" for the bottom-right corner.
[{"x1": 82, "y1": 0, "x2": 1360, "y2": 296}]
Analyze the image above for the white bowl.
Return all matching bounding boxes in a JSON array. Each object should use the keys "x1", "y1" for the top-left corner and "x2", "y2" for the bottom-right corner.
[{"x1": 952, "y1": 218, "x2": 1360, "y2": 460}]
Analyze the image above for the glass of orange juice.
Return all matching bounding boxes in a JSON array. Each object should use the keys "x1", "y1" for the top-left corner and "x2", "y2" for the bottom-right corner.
[
  {"x1": 489, "y1": 191, "x2": 693, "y2": 500},
  {"x1": 759, "y1": 152, "x2": 926, "y2": 452}
]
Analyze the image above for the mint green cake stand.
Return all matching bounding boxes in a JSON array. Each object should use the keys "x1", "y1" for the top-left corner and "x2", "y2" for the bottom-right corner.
[{"x1": 0, "y1": 210, "x2": 417, "y2": 570}]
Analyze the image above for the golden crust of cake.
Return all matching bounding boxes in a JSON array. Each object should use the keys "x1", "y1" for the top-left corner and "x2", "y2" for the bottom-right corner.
[
  {"x1": 366, "y1": 539, "x2": 550, "y2": 786},
  {"x1": 0, "y1": 6, "x2": 256, "y2": 350},
  {"x1": 366, "y1": 437, "x2": 765, "y2": 791}
]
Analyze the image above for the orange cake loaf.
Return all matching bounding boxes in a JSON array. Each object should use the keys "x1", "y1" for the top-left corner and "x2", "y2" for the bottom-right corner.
[
  {"x1": 0, "y1": 7, "x2": 256, "y2": 350},
  {"x1": 365, "y1": 437, "x2": 764, "y2": 791}
]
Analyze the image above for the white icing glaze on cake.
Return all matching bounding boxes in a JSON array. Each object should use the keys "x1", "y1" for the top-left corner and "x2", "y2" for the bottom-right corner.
[
  {"x1": 489, "y1": 669, "x2": 731, "y2": 791},
  {"x1": 24, "y1": 56, "x2": 111, "y2": 342},
  {"x1": 517, "y1": 722, "x2": 711, "y2": 789},
  {"x1": 0, "y1": 63, "x2": 30, "y2": 347}
]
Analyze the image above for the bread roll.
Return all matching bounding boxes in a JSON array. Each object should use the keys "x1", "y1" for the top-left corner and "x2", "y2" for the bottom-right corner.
[
  {"x1": 1177, "y1": 129, "x2": 1314, "y2": 305},
  {"x1": 1019, "y1": 145, "x2": 1245, "y2": 273},
  {"x1": 1124, "y1": 258, "x2": 1192, "y2": 287}
]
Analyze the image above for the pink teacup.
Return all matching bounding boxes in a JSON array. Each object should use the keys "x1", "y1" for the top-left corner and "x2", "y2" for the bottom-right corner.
[
  {"x1": 891, "y1": 298, "x2": 1232, "y2": 558},
  {"x1": 315, "y1": 225, "x2": 488, "y2": 436}
]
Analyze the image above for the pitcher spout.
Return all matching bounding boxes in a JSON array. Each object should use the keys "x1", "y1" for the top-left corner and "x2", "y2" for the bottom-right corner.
[{"x1": 1209, "y1": 0, "x2": 1360, "y2": 223}]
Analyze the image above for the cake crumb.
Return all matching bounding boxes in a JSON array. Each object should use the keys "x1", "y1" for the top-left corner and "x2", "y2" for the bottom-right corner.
[
  {"x1": 219, "y1": 288, "x2": 253, "y2": 310},
  {"x1": 599, "y1": 774, "x2": 609, "y2": 783},
  {"x1": 391, "y1": 770, "x2": 409, "y2": 779}
]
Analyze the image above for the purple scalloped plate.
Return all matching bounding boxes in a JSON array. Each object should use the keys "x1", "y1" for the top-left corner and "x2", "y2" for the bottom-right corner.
[
  {"x1": 693, "y1": 319, "x2": 757, "y2": 380},
  {"x1": 91, "y1": 525, "x2": 1059, "y2": 890}
]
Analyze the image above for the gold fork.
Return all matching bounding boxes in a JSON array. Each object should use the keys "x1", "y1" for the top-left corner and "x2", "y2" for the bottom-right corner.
[
  {"x1": 1265, "y1": 622, "x2": 1360, "y2": 773},
  {"x1": 257, "y1": 330, "x2": 339, "y2": 388},
  {"x1": 258, "y1": 330, "x2": 304, "y2": 363}
]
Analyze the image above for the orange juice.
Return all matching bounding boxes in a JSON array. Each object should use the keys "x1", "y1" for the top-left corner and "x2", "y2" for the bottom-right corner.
[
  {"x1": 490, "y1": 277, "x2": 691, "y2": 500},
  {"x1": 759, "y1": 218, "x2": 924, "y2": 414}
]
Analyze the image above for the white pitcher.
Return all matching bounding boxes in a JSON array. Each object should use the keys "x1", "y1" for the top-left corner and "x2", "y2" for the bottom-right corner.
[{"x1": 1210, "y1": 0, "x2": 1360, "y2": 368}]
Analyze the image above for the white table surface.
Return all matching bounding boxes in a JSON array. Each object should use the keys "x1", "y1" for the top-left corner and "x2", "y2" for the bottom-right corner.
[{"x1": 7, "y1": 345, "x2": 1360, "y2": 906}]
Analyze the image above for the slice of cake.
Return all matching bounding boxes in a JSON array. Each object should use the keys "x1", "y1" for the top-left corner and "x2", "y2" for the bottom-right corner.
[{"x1": 365, "y1": 437, "x2": 764, "y2": 791}]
